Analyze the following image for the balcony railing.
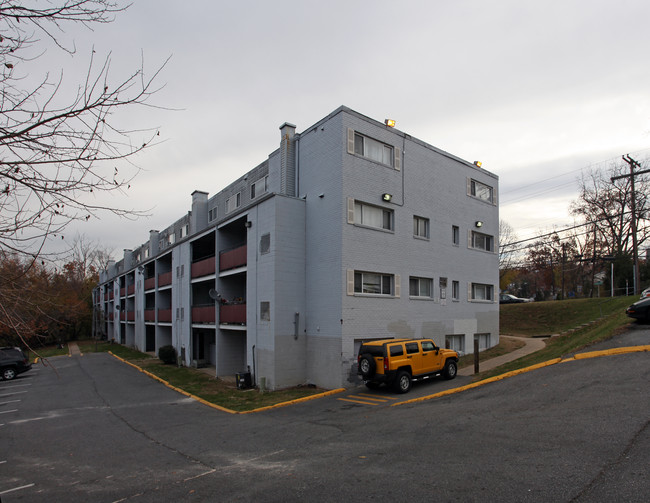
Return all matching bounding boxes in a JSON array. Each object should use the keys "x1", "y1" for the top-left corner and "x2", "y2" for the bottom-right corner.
[
  {"x1": 144, "y1": 277, "x2": 156, "y2": 290},
  {"x1": 219, "y1": 245, "x2": 247, "y2": 272},
  {"x1": 191, "y1": 256, "x2": 216, "y2": 278},
  {"x1": 158, "y1": 271, "x2": 172, "y2": 287},
  {"x1": 127, "y1": 311, "x2": 135, "y2": 322},
  {"x1": 120, "y1": 287, "x2": 126, "y2": 297},
  {"x1": 144, "y1": 309, "x2": 156, "y2": 322},
  {"x1": 157, "y1": 308, "x2": 172, "y2": 323},
  {"x1": 192, "y1": 305, "x2": 216, "y2": 323},
  {"x1": 220, "y1": 303, "x2": 246, "y2": 325}
]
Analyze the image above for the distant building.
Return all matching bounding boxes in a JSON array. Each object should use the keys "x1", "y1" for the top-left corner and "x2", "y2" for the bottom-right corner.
[{"x1": 93, "y1": 106, "x2": 499, "y2": 390}]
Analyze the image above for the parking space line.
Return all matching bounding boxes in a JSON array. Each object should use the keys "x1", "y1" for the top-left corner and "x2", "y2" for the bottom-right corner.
[
  {"x1": 347, "y1": 395, "x2": 391, "y2": 403},
  {"x1": 337, "y1": 397, "x2": 380, "y2": 405},
  {"x1": 0, "y1": 409, "x2": 18, "y2": 415},
  {"x1": 0, "y1": 383, "x2": 31, "y2": 388},
  {"x1": 0, "y1": 399, "x2": 21, "y2": 406},
  {"x1": 0, "y1": 483, "x2": 35, "y2": 495},
  {"x1": 0, "y1": 391, "x2": 27, "y2": 397},
  {"x1": 357, "y1": 393, "x2": 399, "y2": 401}
]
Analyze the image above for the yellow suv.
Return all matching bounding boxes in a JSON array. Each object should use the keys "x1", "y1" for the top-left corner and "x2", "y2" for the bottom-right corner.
[{"x1": 357, "y1": 338, "x2": 459, "y2": 393}]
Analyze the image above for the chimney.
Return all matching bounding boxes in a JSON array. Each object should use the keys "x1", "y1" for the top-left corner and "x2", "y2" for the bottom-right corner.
[
  {"x1": 191, "y1": 190, "x2": 209, "y2": 232},
  {"x1": 279, "y1": 122, "x2": 296, "y2": 196},
  {"x1": 123, "y1": 249, "x2": 133, "y2": 270},
  {"x1": 149, "y1": 230, "x2": 160, "y2": 257}
]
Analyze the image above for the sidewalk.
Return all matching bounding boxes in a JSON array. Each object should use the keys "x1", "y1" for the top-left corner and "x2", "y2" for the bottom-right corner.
[
  {"x1": 68, "y1": 342, "x2": 82, "y2": 356},
  {"x1": 458, "y1": 335, "x2": 547, "y2": 376}
]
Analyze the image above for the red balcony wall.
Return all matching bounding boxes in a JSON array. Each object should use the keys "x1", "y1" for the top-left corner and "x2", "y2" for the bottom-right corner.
[
  {"x1": 158, "y1": 271, "x2": 172, "y2": 287},
  {"x1": 192, "y1": 305, "x2": 216, "y2": 323},
  {"x1": 144, "y1": 309, "x2": 156, "y2": 322},
  {"x1": 220, "y1": 303, "x2": 246, "y2": 325},
  {"x1": 191, "y1": 257, "x2": 216, "y2": 278},
  {"x1": 144, "y1": 277, "x2": 156, "y2": 290},
  {"x1": 158, "y1": 309, "x2": 172, "y2": 322},
  {"x1": 219, "y1": 245, "x2": 247, "y2": 271}
]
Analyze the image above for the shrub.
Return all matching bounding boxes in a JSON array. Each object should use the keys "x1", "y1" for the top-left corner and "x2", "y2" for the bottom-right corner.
[{"x1": 158, "y1": 345, "x2": 177, "y2": 364}]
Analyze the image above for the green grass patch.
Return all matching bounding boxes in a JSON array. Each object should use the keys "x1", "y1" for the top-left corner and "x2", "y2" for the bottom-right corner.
[
  {"x1": 73, "y1": 340, "x2": 326, "y2": 412},
  {"x1": 500, "y1": 296, "x2": 634, "y2": 337},
  {"x1": 28, "y1": 345, "x2": 69, "y2": 361},
  {"x1": 477, "y1": 306, "x2": 633, "y2": 381}
]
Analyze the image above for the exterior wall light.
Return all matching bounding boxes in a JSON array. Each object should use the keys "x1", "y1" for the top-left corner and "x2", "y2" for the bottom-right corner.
[
  {"x1": 475, "y1": 221, "x2": 483, "y2": 228},
  {"x1": 474, "y1": 161, "x2": 482, "y2": 167},
  {"x1": 245, "y1": 221, "x2": 252, "y2": 228},
  {"x1": 384, "y1": 119, "x2": 396, "y2": 128},
  {"x1": 382, "y1": 193, "x2": 393, "y2": 202}
]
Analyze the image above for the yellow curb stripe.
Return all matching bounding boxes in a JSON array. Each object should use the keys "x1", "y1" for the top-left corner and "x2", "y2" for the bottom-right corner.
[
  {"x1": 572, "y1": 345, "x2": 650, "y2": 360},
  {"x1": 107, "y1": 352, "x2": 344, "y2": 415},
  {"x1": 346, "y1": 395, "x2": 390, "y2": 403}
]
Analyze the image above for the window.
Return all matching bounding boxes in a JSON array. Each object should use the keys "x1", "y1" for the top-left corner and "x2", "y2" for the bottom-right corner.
[
  {"x1": 439, "y1": 277, "x2": 447, "y2": 300},
  {"x1": 354, "y1": 201, "x2": 393, "y2": 231},
  {"x1": 354, "y1": 132, "x2": 394, "y2": 166},
  {"x1": 390, "y1": 344, "x2": 404, "y2": 357},
  {"x1": 421, "y1": 340, "x2": 435, "y2": 352},
  {"x1": 446, "y1": 334, "x2": 465, "y2": 353},
  {"x1": 409, "y1": 276, "x2": 432, "y2": 297},
  {"x1": 470, "y1": 283, "x2": 494, "y2": 302},
  {"x1": 168, "y1": 233, "x2": 176, "y2": 245},
  {"x1": 260, "y1": 233, "x2": 270, "y2": 255},
  {"x1": 469, "y1": 179, "x2": 494, "y2": 203},
  {"x1": 260, "y1": 301, "x2": 270, "y2": 321},
  {"x1": 452, "y1": 281, "x2": 460, "y2": 301},
  {"x1": 180, "y1": 224, "x2": 189, "y2": 238},
  {"x1": 354, "y1": 271, "x2": 394, "y2": 295},
  {"x1": 475, "y1": 333, "x2": 491, "y2": 350},
  {"x1": 226, "y1": 192, "x2": 241, "y2": 213},
  {"x1": 405, "y1": 342, "x2": 419, "y2": 354},
  {"x1": 452, "y1": 225, "x2": 460, "y2": 246},
  {"x1": 251, "y1": 176, "x2": 268, "y2": 199},
  {"x1": 208, "y1": 208, "x2": 217, "y2": 221},
  {"x1": 470, "y1": 231, "x2": 494, "y2": 252},
  {"x1": 413, "y1": 216, "x2": 430, "y2": 239}
]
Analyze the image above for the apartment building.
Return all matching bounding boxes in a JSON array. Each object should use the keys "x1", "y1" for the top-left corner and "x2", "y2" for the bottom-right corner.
[{"x1": 93, "y1": 106, "x2": 499, "y2": 390}]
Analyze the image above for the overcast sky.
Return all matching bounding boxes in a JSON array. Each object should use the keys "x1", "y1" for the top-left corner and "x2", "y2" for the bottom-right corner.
[{"x1": 41, "y1": 0, "x2": 650, "y2": 258}]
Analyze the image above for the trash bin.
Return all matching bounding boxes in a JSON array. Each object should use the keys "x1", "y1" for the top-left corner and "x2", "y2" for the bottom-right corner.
[{"x1": 236, "y1": 371, "x2": 252, "y2": 390}]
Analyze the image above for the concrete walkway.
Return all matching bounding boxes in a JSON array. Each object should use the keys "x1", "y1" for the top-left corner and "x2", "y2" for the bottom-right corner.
[
  {"x1": 68, "y1": 342, "x2": 82, "y2": 356},
  {"x1": 458, "y1": 335, "x2": 547, "y2": 376}
]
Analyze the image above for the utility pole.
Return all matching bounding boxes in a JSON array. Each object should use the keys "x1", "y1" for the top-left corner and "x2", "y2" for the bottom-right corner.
[{"x1": 612, "y1": 155, "x2": 650, "y2": 295}]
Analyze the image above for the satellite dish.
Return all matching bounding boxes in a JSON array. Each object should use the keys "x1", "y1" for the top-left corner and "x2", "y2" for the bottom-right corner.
[{"x1": 209, "y1": 289, "x2": 220, "y2": 300}]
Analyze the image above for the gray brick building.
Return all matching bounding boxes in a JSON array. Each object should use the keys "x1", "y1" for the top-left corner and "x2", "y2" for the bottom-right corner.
[{"x1": 94, "y1": 106, "x2": 499, "y2": 390}]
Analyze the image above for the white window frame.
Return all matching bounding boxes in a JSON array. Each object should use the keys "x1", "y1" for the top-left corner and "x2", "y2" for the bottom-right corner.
[
  {"x1": 251, "y1": 176, "x2": 268, "y2": 200},
  {"x1": 470, "y1": 230, "x2": 494, "y2": 252},
  {"x1": 468, "y1": 178, "x2": 495, "y2": 204},
  {"x1": 413, "y1": 216, "x2": 430, "y2": 239},
  {"x1": 347, "y1": 128, "x2": 401, "y2": 170},
  {"x1": 475, "y1": 333, "x2": 491, "y2": 351},
  {"x1": 226, "y1": 192, "x2": 241, "y2": 213},
  {"x1": 446, "y1": 334, "x2": 465, "y2": 354},
  {"x1": 452, "y1": 280, "x2": 460, "y2": 301},
  {"x1": 348, "y1": 270, "x2": 400, "y2": 297},
  {"x1": 409, "y1": 276, "x2": 433, "y2": 298},
  {"x1": 208, "y1": 208, "x2": 217, "y2": 222},
  {"x1": 180, "y1": 224, "x2": 189, "y2": 238},
  {"x1": 469, "y1": 282, "x2": 494, "y2": 302},
  {"x1": 350, "y1": 199, "x2": 393, "y2": 231}
]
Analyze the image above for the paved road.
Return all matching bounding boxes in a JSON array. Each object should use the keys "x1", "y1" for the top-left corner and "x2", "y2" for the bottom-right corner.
[{"x1": 1, "y1": 328, "x2": 648, "y2": 502}]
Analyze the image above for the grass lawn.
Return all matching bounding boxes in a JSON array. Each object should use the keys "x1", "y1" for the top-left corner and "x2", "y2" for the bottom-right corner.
[{"x1": 500, "y1": 296, "x2": 634, "y2": 337}]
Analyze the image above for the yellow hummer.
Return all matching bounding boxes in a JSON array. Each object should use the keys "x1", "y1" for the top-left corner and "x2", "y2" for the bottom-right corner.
[{"x1": 357, "y1": 338, "x2": 459, "y2": 393}]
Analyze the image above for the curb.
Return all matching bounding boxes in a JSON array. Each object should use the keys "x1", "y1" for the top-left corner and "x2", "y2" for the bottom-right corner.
[
  {"x1": 108, "y1": 352, "x2": 344, "y2": 414},
  {"x1": 393, "y1": 345, "x2": 650, "y2": 407}
]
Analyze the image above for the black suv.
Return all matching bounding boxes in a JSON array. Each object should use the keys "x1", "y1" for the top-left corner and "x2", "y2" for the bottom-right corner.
[{"x1": 0, "y1": 347, "x2": 32, "y2": 381}]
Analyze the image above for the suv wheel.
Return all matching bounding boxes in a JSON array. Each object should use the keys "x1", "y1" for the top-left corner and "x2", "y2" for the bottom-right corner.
[
  {"x1": 2, "y1": 367, "x2": 16, "y2": 381},
  {"x1": 393, "y1": 370, "x2": 412, "y2": 393},
  {"x1": 443, "y1": 360, "x2": 457, "y2": 380},
  {"x1": 358, "y1": 354, "x2": 376, "y2": 378}
]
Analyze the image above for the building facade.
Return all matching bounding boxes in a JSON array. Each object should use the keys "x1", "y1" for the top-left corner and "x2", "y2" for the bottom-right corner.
[{"x1": 93, "y1": 106, "x2": 499, "y2": 390}]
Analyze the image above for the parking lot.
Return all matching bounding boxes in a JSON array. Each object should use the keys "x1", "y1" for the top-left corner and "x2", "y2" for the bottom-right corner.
[{"x1": 1, "y1": 331, "x2": 648, "y2": 502}]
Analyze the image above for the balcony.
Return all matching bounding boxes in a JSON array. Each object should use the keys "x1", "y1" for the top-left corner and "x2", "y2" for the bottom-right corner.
[
  {"x1": 191, "y1": 256, "x2": 216, "y2": 278},
  {"x1": 144, "y1": 309, "x2": 156, "y2": 322},
  {"x1": 220, "y1": 303, "x2": 246, "y2": 325},
  {"x1": 120, "y1": 287, "x2": 126, "y2": 297},
  {"x1": 192, "y1": 305, "x2": 216, "y2": 324},
  {"x1": 144, "y1": 277, "x2": 156, "y2": 290},
  {"x1": 127, "y1": 311, "x2": 135, "y2": 322},
  {"x1": 219, "y1": 245, "x2": 247, "y2": 272},
  {"x1": 127, "y1": 284, "x2": 135, "y2": 296},
  {"x1": 158, "y1": 271, "x2": 172, "y2": 287},
  {"x1": 158, "y1": 308, "x2": 172, "y2": 323}
]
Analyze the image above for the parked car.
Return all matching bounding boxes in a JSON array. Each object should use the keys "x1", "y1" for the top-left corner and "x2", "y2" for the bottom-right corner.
[
  {"x1": 357, "y1": 338, "x2": 458, "y2": 393},
  {"x1": 0, "y1": 347, "x2": 32, "y2": 381},
  {"x1": 640, "y1": 287, "x2": 650, "y2": 299},
  {"x1": 499, "y1": 293, "x2": 526, "y2": 304},
  {"x1": 625, "y1": 297, "x2": 650, "y2": 321}
]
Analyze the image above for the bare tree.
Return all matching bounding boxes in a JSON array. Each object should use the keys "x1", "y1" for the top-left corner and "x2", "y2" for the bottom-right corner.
[
  {"x1": 499, "y1": 219, "x2": 519, "y2": 281},
  {"x1": 0, "y1": 0, "x2": 167, "y2": 259},
  {"x1": 570, "y1": 160, "x2": 650, "y2": 257}
]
